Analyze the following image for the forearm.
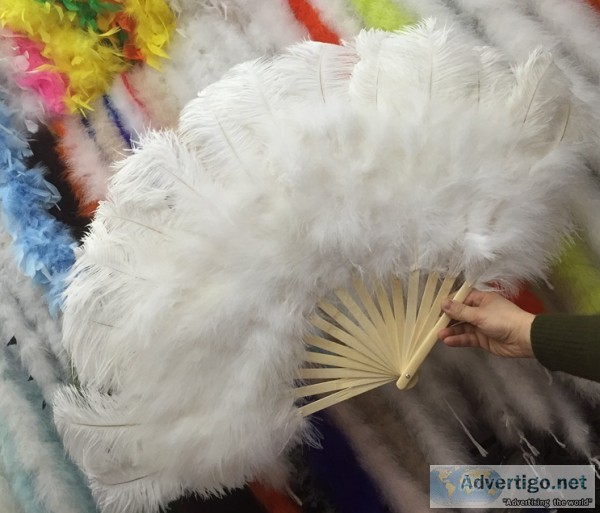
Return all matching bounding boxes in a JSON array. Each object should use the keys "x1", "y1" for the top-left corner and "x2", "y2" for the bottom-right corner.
[{"x1": 531, "y1": 314, "x2": 600, "y2": 382}]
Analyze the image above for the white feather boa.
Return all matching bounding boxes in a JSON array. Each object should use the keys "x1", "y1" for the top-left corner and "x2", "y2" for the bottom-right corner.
[
  {"x1": 127, "y1": 0, "x2": 306, "y2": 128},
  {"x1": 56, "y1": 21, "x2": 595, "y2": 513},
  {"x1": 0, "y1": 223, "x2": 66, "y2": 396}
]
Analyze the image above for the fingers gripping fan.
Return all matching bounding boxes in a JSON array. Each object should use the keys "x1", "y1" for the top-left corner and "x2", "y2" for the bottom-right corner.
[{"x1": 56, "y1": 20, "x2": 591, "y2": 513}]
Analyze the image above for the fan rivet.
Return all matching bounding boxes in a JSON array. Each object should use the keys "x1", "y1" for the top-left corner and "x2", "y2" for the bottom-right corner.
[{"x1": 405, "y1": 374, "x2": 411, "y2": 379}]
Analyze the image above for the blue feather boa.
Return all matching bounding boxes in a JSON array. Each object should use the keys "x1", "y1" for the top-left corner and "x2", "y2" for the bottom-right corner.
[{"x1": 0, "y1": 94, "x2": 76, "y2": 314}]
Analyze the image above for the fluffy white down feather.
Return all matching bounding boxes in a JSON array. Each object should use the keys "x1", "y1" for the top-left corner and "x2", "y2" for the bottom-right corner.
[{"x1": 56, "y1": 21, "x2": 595, "y2": 513}]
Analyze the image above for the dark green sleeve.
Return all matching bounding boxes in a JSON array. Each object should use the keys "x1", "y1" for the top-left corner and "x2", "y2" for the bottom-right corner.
[{"x1": 531, "y1": 314, "x2": 600, "y2": 383}]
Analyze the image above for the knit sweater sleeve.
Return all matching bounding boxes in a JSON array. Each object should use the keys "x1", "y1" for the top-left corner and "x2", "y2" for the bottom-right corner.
[{"x1": 531, "y1": 314, "x2": 600, "y2": 383}]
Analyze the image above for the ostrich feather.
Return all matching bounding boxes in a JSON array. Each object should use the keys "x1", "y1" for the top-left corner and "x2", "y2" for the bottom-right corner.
[{"x1": 57, "y1": 21, "x2": 594, "y2": 513}]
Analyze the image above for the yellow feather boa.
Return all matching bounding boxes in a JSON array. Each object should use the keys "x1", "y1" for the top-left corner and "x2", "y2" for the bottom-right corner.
[
  {"x1": 0, "y1": 0, "x2": 174, "y2": 111},
  {"x1": 122, "y1": 0, "x2": 175, "y2": 69}
]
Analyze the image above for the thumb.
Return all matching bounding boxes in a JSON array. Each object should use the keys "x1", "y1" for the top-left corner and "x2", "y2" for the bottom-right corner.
[{"x1": 442, "y1": 299, "x2": 479, "y2": 324}]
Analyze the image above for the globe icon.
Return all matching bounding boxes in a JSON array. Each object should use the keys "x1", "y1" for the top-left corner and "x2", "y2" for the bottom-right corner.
[{"x1": 430, "y1": 466, "x2": 503, "y2": 507}]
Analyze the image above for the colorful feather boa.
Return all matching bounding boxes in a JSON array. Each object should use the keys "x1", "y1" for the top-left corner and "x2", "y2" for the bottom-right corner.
[
  {"x1": 0, "y1": 0, "x2": 174, "y2": 112},
  {"x1": 12, "y1": 35, "x2": 68, "y2": 116},
  {"x1": 0, "y1": 94, "x2": 76, "y2": 312}
]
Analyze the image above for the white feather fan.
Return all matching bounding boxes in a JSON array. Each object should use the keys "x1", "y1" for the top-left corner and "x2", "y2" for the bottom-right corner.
[{"x1": 55, "y1": 20, "x2": 594, "y2": 513}]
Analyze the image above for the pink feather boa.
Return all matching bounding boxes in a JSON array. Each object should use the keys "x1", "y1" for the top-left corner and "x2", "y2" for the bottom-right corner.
[{"x1": 13, "y1": 36, "x2": 68, "y2": 116}]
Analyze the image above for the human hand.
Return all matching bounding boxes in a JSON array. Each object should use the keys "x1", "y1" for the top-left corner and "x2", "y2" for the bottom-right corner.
[{"x1": 438, "y1": 290, "x2": 535, "y2": 358}]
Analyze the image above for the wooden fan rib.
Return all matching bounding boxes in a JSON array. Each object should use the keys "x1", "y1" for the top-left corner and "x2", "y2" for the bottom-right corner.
[
  {"x1": 335, "y1": 287, "x2": 395, "y2": 366},
  {"x1": 306, "y1": 336, "x2": 393, "y2": 374},
  {"x1": 331, "y1": 290, "x2": 392, "y2": 365},
  {"x1": 299, "y1": 274, "x2": 473, "y2": 415},
  {"x1": 391, "y1": 277, "x2": 406, "y2": 368},
  {"x1": 412, "y1": 274, "x2": 456, "y2": 349},
  {"x1": 310, "y1": 312, "x2": 389, "y2": 369},
  {"x1": 413, "y1": 271, "x2": 439, "y2": 338},
  {"x1": 298, "y1": 367, "x2": 392, "y2": 380},
  {"x1": 374, "y1": 281, "x2": 400, "y2": 366},
  {"x1": 402, "y1": 269, "x2": 420, "y2": 364},
  {"x1": 315, "y1": 300, "x2": 391, "y2": 367},
  {"x1": 303, "y1": 351, "x2": 392, "y2": 375},
  {"x1": 397, "y1": 281, "x2": 472, "y2": 390},
  {"x1": 293, "y1": 376, "x2": 390, "y2": 398},
  {"x1": 352, "y1": 278, "x2": 392, "y2": 358},
  {"x1": 297, "y1": 378, "x2": 394, "y2": 417}
]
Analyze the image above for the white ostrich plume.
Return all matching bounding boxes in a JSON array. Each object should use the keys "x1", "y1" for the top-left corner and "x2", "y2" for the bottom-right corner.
[{"x1": 55, "y1": 20, "x2": 594, "y2": 513}]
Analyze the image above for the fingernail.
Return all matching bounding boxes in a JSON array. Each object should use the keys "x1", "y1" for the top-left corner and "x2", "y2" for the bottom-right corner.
[{"x1": 442, "y1": 299, "x2": 453, "y2": 311}]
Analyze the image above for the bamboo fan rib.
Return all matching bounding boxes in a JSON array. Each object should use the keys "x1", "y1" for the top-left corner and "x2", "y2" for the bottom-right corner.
[{"x1": 297, "y1": 271, "x2": 471, "y2": 416}]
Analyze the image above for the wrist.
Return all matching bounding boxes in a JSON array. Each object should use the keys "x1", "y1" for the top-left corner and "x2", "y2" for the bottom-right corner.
[{"x1": 519, "y1": 312, "x2": 535, "y2": 357}]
